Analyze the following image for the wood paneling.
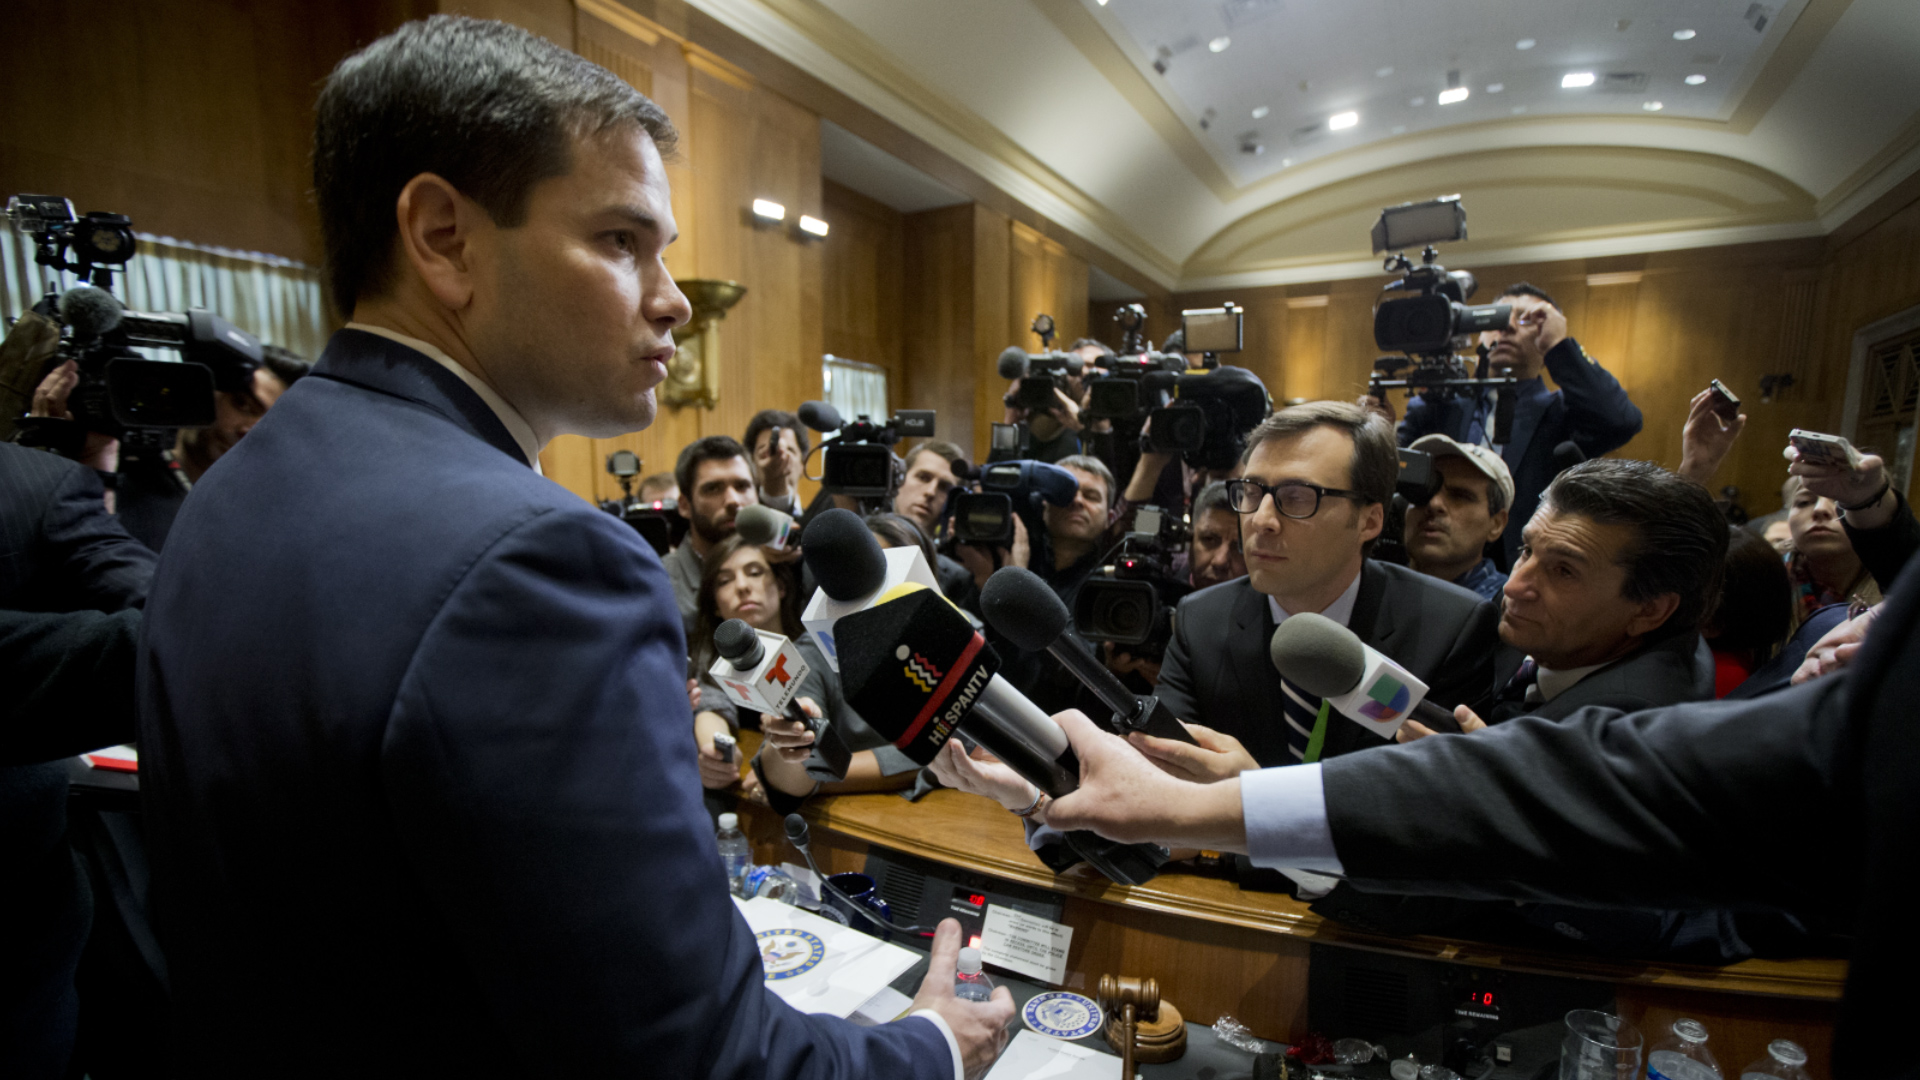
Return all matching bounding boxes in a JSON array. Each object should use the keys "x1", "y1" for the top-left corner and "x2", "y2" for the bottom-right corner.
[
  {"x1": 822, "y1": 180, "x2": 905, "y2": 396},
  {"x1": 902, "y1": 205, "x2": 980, "y2": 448}
]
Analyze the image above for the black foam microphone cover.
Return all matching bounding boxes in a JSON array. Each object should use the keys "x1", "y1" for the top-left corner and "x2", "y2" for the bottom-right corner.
[
  {"x1": 58, "y1": 285, "x2": 123, "y2": 340},
  {"x1": 997, "y1": 347, "x2": 1030, "y2": 380},
  {"x1": 713, "y1": 618, "x2": 763, "y2": 667},
  {"x1": 784, "y1": 812, "x2": 810, "y2": 849},
  {"x1": 798, "y1": 399, "x2": 843, "y2": 432},
  {"x1": 836, "y1": 588, "x2": 998, "y2": 765},
  {"x1": 1553, "y1": 440, "x2": 1587, "y2": 472},
  {"x1": 802, "y1": 508, "x2": 888, "y2": 601},
  {"x1": 980, "y1": 566, "x2": 1072, "y2": 654}
]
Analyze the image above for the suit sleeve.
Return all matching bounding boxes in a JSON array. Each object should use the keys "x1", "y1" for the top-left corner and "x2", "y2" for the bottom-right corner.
[
  {"x1": 0, "y1": 607, "x2": 140, "y2": 765},
  {"x1": 1542, "y1": 338, "x2": 1642, "y2": 458},
  {"x1": 1322, "y1": 675, "x2": 1857, "y2": 912},
  {"x1": 1154, "y1": 597, "x2": 1203, "y2": 726},
  {"x1": 39, "y1": 465, "x2": 157, "y2": 612},
  {"x1": 381, "y1": 509, "x2": 951, "y2": 1080},
  {"x1": 1396, "y1": 393, "x2": 1443, "y2": 448},
  {"x1": 1424, "y1": 600, "x2": 1500, "y2": 711},
  {"x1": 1843, "y1": 488, "x2": 1920, "y2": 594}
]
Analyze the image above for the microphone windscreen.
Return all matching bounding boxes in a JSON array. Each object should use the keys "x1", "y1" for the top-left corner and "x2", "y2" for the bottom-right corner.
[
  {"x1": 798, "y1": 399, "x2": 843, "y2": 433},
  {"x1": 997, "y1": 347, "x2": 1030, "y2": 380},
  {"x1": 1057, "y1": 350, "x2": 1084, "y2": 376},
  {"x1": 1030, "y1": 461, "x2": 1081, "y2": 508},
  {"x1": 713, "y1": 618, "x2": 762, "y2": 666},
  {"x1": 734, "y1": 503, "x2": 790, "y2": 546},
  {"x1": 1553, "y1": 441, "x2": 1587, "y2": 471},
  {"x1": 980, "y1": 567, "x2": 1071, "y2": 653},
  {"x1": 58, "y1": 285, "x2": 123, "y2": 340},
  {"x1": 836, "y1": 587, "x2": 998, "y2": 764},
  {"x1": 1268, "y1": 612, "x2": 1367, "y2": 700},
  {"x1": 784, "y1": 813, "x2": 810, "y2": 847},
  {"x1": 802, "y1": 508, "x2": 887, "y2": 601}
]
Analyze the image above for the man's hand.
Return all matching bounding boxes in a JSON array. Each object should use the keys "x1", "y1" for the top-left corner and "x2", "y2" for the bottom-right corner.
[
  {"x1": 1102, "y1": 642, "x2": 1162, "y2": 685},
  {"x1": 761, "y1": 542, "x2": 804, "y2": 566},
  {"x1": 1395, "y1": 704, "x2": 1487, "y2": 742},
  {"x1": 1050, "y1": 386, "x2": 1083, "y2": 433},
  {"x1": 1514, "y1": 297, "x2": 1568, "y2": 356},
  {"x1": 1786, "y1": 443, "x2": 1895, "y2": 529},
  {"x1": 1042, "y1": 711, "x2": 1247, "y2": 851},
  {"x1": 956, "y1": 515, "x2": 1032, "y2": 588},
  {"x1": 1677, "y1": 388, "x2": 1746, "y2": 486},
  {"x1": 760, "y1": 698, "x2": 821, "y2": 763},
  {"x1": 1128, "y1": 720, "x2": 1256, "y2": 783},
  {"x1": 1793, "y1": 605, "x2": 1877, "y2": 685},
  {"x1": 31, "y1": 360, "x2": 120, "y2": 473},
  {"x1": 928, "y1": 740, "x2": 1038, "y2": 813},
  {"x1": 908, "y1": 918, "x2": 1015, "y2": 1079},
  {"x1": 693, "y1": 709, "x2": 742, "y2": 790}
]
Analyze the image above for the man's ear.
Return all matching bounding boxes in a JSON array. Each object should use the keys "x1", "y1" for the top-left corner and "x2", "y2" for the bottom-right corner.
[
  {"x1": 1357, "y1": 499, "x2": 1385, "y2": 544},
  {"x1": 1624, "y1": 592, "x2": 1682, "y2": 638},
  {"x1": 393, "y1": 173, "x2": 485, "y2": 312},
  {"x1": 1486, "y1": 508, "x2": 1510, "y2": 544}
]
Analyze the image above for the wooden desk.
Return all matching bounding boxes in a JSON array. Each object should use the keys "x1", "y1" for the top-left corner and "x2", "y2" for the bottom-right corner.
[{"x1": 730, "y1": 741, "x2": 1845, "y2": 1076}]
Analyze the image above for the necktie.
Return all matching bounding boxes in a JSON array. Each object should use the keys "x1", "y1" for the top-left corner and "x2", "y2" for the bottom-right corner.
[
  {"x1": 1491, "y1": 657, "x2": 1540, "y2": 719},
  {"x1": 1466, "y1": 391, "x2": 1499, "y2": 448},
  {"x1": 1278, "y1": 676, "x2": 1330, "y2": 763}
]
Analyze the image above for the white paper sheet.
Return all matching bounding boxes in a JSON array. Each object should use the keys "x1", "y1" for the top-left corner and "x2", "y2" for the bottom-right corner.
[
  {"x1": 984, "y1": 1030, "x2": 1128, "y2": 1080},
  {"x1": 734, "y1": 896, "x2": 922, "y2": 1017}
]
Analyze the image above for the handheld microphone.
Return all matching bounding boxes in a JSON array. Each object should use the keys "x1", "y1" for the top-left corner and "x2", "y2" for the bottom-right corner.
[
  {"x1": 1269, "y1": 612, "x2": 1460, "y2": 738},
  {"x1": 978, "y1": 567, "x2": 1196, "y2": 746},
  {"x1": 798, "y1": 399, "x2": 844, "y2": 434},
  {"x1": 798, "y1": 508, "x2": 940, "y2": 671},
  {"x1": 735, "y1": 503, "x2": 797, "y2": 550},
  {"x1": 997, "y1": 347, "x2": 1029, "y2": 380},
  {"x1": 835, "y1": 584, "x2": 1166, "y2": 885},
  {"x1": 783, "y1": 814, "x2": 931, "y2": 936},
  {"x1": 711, "y1": 619, "x2": 854, "y2": 778}
]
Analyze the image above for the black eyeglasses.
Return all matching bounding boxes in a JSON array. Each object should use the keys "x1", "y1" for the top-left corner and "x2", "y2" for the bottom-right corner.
[{"x1": 1225, "y1": 478, "x2": 1369, "y2": 520}]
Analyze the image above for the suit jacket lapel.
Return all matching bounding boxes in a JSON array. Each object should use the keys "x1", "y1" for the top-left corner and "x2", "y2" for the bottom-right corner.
[
  {"x1": 312, "y1": 329, "x2": 529, "y2": 467},
  {"x1": 1500, "y1": 377, "x2": 1553, "y2": 471}
]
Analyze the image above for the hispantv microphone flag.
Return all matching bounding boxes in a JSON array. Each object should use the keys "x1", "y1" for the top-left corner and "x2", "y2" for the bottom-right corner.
[{"x1": 836, "y1": 584, "x2": 998, "y2": 765}]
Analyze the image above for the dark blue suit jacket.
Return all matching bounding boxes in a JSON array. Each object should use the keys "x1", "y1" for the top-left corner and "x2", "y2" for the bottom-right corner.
[
  {"x1": 137, "y1": 330, "x2": 950, "y2": 1078},
  {"x1": 1400, "y1": 338, "x2": 1642, "y2": 565}
]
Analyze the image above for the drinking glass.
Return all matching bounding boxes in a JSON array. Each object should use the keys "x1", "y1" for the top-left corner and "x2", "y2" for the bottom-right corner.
[{"x1": 1560, "y1": 1010, "x2": 1643, "y2": 1080}]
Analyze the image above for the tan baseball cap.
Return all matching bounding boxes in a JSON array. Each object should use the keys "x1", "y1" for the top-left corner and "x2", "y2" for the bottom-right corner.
[{"x1": 1409, "y1": 434, "x2": 1515, "y2": 511}]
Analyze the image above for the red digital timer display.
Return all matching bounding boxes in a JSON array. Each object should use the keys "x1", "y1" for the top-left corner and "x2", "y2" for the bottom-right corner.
[{"x1": 1465, "y1": 991, "x2": 1498, "y2": 1008}]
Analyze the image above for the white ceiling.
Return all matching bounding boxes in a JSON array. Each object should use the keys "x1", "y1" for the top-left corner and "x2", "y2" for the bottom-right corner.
[
  {"x1": 820, "y1": 119, "x2": 969, "y2": 212},
  {"x1": 693, "y1": 0, "x2": 1920, "y2": 289}
]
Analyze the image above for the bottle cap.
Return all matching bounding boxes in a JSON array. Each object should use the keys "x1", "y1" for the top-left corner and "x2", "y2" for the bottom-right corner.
[
  {"x1": 1673, "y1": 1019, "x2": 1709, "y2": 1043},
  {"x1": 1769, "y1": 1041, "x2": 1807, "y2": 1065},
  {"x1": 957, "y1": 947, "x2": 983, "y2": 975},
  {"x1": 718, "y1": 813, "x2": 739, "y2": 830}
]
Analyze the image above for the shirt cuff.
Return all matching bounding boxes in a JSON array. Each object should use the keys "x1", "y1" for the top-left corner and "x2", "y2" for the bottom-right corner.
[
  {"x1": 909, "y1": 1008, "x2": 965, "y2": 1080},
  {"x1": 1240, "y1": 764, "x2": 1345, "y2": 874}
]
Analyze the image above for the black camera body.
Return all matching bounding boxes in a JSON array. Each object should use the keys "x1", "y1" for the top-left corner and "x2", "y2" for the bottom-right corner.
[
  {"x1": 1366, "y1": 197, "x2": 1517, "y2": 405},
  {"x1": 951, "y1": 458, "x2": 1078, "y2": 547},
  {"x1": 1073, "y1": 504, "x2": 1191, "y2": 658},
  {"x1": 597, "y1": 449, "x2": 688, "y2": 555},
  {"x1": 1145, "y1": 366, "x2": 1271, "y2": 471},
  {"x1": 1373, "y1": 448, "x2": 1444, "y2": 567},
  {"x1": 1085, "y1": 353, "x2": 1182, "y2": 422},
  {"x1": 798, "y1": 401, "x2": 935, "y2": 501},
  {"x1": 1002, "y1": 349, "x2": 1085, "y2": 413}
]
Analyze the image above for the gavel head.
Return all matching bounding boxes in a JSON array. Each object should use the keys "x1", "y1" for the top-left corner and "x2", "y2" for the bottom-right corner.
[{"x1": 1097, "y1": 974, "x2": 1161, "y2": 1023}]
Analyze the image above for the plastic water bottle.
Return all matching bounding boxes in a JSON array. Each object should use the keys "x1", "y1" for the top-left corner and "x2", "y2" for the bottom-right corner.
[
  {"x1": 739, "y1": 864, "x2": 802, "y2": 905},
  {"x1": 1648, "y1": 1019, "x2": 1722, "y2": 1080},
  {"x1": 715, "y1": 813, "x2": 751, "y2": 896},
  {"x1": 954, "y1": 947, "x2": 995, "y2": 1002},
  {"x1": 1738, "y1": 1040, "x2": 1813, "y2": 1080}
]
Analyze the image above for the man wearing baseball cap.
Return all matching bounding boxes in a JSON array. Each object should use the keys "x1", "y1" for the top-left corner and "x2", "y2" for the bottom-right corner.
[{"x1": 1404, "y1": 435, "x2": 1514, "y2": 602}]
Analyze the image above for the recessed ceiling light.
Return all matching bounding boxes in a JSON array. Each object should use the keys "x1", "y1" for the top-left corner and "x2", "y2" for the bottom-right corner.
[
  {"x1": 1376, "y1": 66, "x2": 1395, "y2": 78},
  {"x1": 1487, "y1": 83, "x2": 1505, "y2": 93},
  {"x1": 1281, "y1": 158, "x2": 1292, "y2": 167},
  {"x1": 1438, "y1": 87, "x2": 1470, "y2": 105},
  {"x1": 751, "y1": 199, "x2": 786, "y2": 222},
  {"x1": 1516, "y1": 38, "x2": 1536, "y2": 50},
  {"x1": 1096, "y1": 0, "x2": 1108, "y2": 5},
  {"x1": 1329, "y1": 111, "x2": 1359, "y2": 130},
  {"x1": 1643, "y1": 100, "x2": 1664, "y2": 111},
  {"x1": 1673, "y1": 28, "x2": 1697, "y2": 40},
  {"x1": 1209, "y1": 36, "x2": 1231, "y2": 53},
  {"x1": 1409, "y1": 96, "x2": 1426, "y2": 106},
  {"x1": 1251, "y1": 105, "x2": 1270, "y2": 119},
  {"x1": 1562, "y1": 72, "x2": 1596, "y2": 88},
  {"x1": 1685, "y1": 74, "x2": 1707, "y2": 85}
]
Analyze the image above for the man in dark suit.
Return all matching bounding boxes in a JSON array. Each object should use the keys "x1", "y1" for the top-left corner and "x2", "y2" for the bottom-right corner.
[
  {"x1": 1132, "y1": 402, "x2": 1500, "y2": 778},
  {"x1": 1033, "y1": 543, "x2": 1920, "y2": 1079},
  {"x1": 1, "y1": 442, "x2": 154, "y2": 1079},
  {"x1": 137, "y1": 17, "x2": 1008, "y2": 1079},
  {"x1": 1396, "y1": 284, "x2": 1642, "y2": 566}
]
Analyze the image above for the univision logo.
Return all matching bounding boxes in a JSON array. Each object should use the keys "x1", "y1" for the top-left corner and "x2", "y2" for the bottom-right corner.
[
  {"x1": 896, "y1": 644, "x2": 945, "y2": 693},
  {"x1": 1357, "y1": 673, "x2": 1411, "y2": 720}
]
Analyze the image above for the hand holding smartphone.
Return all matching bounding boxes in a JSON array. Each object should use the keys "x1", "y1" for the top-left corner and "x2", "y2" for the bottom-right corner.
[{"x1": 1788, "y1": 429, "x2": 1864, "y2": 471}]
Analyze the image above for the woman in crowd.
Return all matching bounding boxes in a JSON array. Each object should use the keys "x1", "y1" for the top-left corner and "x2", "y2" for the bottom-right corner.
[
  {"x1": 1784, "y1": 474, "x2": 1881, "y2": 625},
  {"x1": 690, "y1": 535, "x2": 805, "y2": 798},
  {"x1": 1705, "y1": 525, "x2": 1794, "y2": 697}
]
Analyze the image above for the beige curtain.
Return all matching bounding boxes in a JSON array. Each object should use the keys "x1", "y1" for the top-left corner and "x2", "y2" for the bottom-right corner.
[{"x1": 822, "y1": 353, "x2": 889, "y2": 423}]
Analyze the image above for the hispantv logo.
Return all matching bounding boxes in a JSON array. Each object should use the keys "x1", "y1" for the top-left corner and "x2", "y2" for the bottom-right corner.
[{"x1": 896, "y1": 645, "x2": 945, "y2": 693}]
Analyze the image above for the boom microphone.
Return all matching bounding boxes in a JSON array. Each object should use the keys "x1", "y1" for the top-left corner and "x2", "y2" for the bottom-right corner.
[
  {"x1": 1552, "y1": 440, "x2": 1587, "y2": 473},
  {"x1": 735, "y1": 503, "x2": 796, "y2": 550},
  {"x1": 997, "y1": 346, "x2": 1029, "y2": 380},
  {"x1": 1269, "y1": 612, "x2": 1459, "y2": 737},
  {"x1": 979, "y1": 567, "x2": 1196, "y2": 745},
  {"x1": 798, "y1": 399, "x2": 843, "y2": 433},
  {"x1": 801, "y1": 508, "x2": 887, "y2": 602},
  {"x1": 835, "y1": 585, "x2": 1166, "y2": 884}
]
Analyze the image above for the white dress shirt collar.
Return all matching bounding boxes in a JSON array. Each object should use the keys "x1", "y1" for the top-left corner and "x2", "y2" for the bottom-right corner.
[
  {"x1": 1267, "y1": 567, "x2": 1364, "y2": 629},
  {"x1": 345, "y1": 322, "x2": 544, "y2": 473},
  {"x1": 1532, "y1": 661, "x2": 1607, "y2": 704}
]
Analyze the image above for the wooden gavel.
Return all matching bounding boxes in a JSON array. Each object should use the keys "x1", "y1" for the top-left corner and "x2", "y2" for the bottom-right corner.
[{"x1": 1098, "y1": 974, "x2": 1185, "y2": 1075}]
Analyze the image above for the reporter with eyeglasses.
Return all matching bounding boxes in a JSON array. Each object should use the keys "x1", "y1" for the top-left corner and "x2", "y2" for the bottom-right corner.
[{"x1": 1127, "y1": 403, "x2": 1500, "y2": 781}]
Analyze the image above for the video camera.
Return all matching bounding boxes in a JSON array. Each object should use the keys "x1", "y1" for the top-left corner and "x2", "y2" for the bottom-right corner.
[
  {"x1": 6, "y1": 194, "x2": 262, "y2": 454},
  {"x1": 1372, "y1": 447, "x2": 1444, "y2": 567},
  {"x1": 798, "y1": 398, "x2": 936, "y2": 502},
  {"x1": 1072, "y1": 504, "x2": 1192, "y2": 661},
  {"x1": 1365, "y1": 196, "x2": 1518, "y2": 405},
  {"x1": 1145, "y1": 365, "x2": 1271, "y2": 472},
  {"x1": 950, "y1": 458, "x2": 1078, "y2": 547},
  {"x1": 597, "y1": 448, "x2": 686, "y2": 556}
]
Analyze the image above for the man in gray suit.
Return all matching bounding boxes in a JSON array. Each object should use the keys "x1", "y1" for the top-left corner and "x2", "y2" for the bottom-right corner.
[{"x1": 1132, "y1": 402, "x2": 1500, "y2": 779}]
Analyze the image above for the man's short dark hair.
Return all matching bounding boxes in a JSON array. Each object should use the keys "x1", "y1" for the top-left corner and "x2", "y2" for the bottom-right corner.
[
  {"x1": 313, "y1": 16, "x2": 677, "y2": 314},
  {"x1": 1538, "y1": 459, "x2": 1729, "y2": 636},
  {"x1": 742, "y1": 410, "x2": 810, "y2": 461},
  {"x1": 674, "y1": 436, "x2": 748, "y2": 499},
  {"x1": 1191, "y1": 480, "x2": 1233, "y2": 521},
  {"x1": 1242, "y1": 401, "x2": 1397, "y2": 508},
  {"x1": 1056, "y1": 454, "x2": 1117, "y2": 510},
  {"x1": 1501, "y1": 282, "x2": 1558, "y2": 308}
]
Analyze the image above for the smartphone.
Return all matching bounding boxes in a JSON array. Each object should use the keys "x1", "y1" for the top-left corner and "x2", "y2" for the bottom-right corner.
[
  {"x1": 712, "y1": 731, "x2": 736, "y2": 764},
  {"x1": 1788, "y1": 428, "x2": 1863, "y2": 470},
  {"x1": 1708, "y1": 379, "x2": 1741, "y2": 417}
]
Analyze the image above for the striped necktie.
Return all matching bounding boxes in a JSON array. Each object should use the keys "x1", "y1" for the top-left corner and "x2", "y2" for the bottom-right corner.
[{"x1": 1278, "y1": 675, "x2": 1326, "y2": 763}]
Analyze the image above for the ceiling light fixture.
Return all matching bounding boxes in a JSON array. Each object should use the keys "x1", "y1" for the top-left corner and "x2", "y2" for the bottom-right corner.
[
  {"x1": 1409, "y1": 96, "x2": 1426, "y2": 107},
  {"x1": 1209, "y1": 36, "x2": 1231, "y2": 53},
  {"x1": 1438, "y1": 87, "x2": 1469, "y2": 105},
  {"x1": 1329, "y1": 111, "x2": 1359, "y2": 130},
  {"x1": 1562, "y1": 72, "x2": 1596, "y2": 88},
  {"x1": 1643, "y1": 100, "x2": 1664, "y2": 111},
  {"x1": 1686, "y1": 74, "x2": 1707, "y2": 85},
  {"x1": 1251, "y1": 105, "x2": 1270, "y2": 119},
  {"x1": 1376, "y1": 66, "x2": 1395, "y2": 77},
  {"x1": 1487, "y1": 83, "x2": 1505, "y2": 93},
  {"x1": 798, "y1": 215, "x2": 830, "y2": 238},
  {"x1": 751, "y1": 199, "x2": 786, "y2": 223},
  {"x1": 1673, "y1": 28, "x2": 1697, "y2": 40},
  {"x1": 1516, "y1": 38, "x2": 1536, "y2": 50}
]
